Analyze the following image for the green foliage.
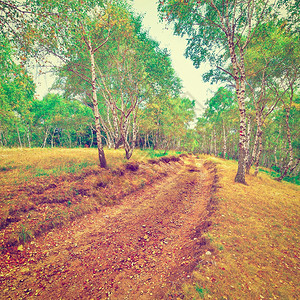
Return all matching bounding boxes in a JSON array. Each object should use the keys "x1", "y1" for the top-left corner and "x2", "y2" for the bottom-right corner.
[
  {"x1": 146, "y1": 149, "x2": 169, "y2": 158},
  {"x1": 0, "y1": 34, "x2": 35, "y2": 147},
  {"x1": 204, "y1": 87, "x2": 235, "y2": 119},
  {"x1": 259, "y1": 168, "x2": 300, "y2": 185},
  {"x1": 18, "y1": 224, "x2": 33, "y2": 243},
  {"x1": 195, "y1": 285, "x2": 210, "y2": 298}
]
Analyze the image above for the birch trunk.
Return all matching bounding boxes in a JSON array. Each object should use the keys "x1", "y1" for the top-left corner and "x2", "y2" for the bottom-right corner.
[
  {"x1": 290, "y1": 158, "x2": 300, "y2": 176},
  {"x1": 276, "y1": 107, "x2": 293, "y2": 181},
  {"x1": 225, "y1": 33, "x2": 247, "y2": 183},
  {"x1": 245, "y1": 118, "x2": 251, "y2": 173},
  {"x1": 27, "y1": 127, "x2": 31, "y2": 148},
  {"x1": 17, "y1": 127, "x2": 22, "y2": 148},
  {"x1": 68, "y1": 132, "x2": 72, "y2": 148},
  {"x1": 274, "y1": 126, "x2": 281, "y2": 167},
  {"x1": 233, "y1": 66, "x2": 247, "y2": 183},
  {"x1": 213, "y1": 128, "x2": 217, "y2": 156},
  {"x1": 90, "y1": 126, "x2": 94, "y2": 148},
  {"x1": 51, "y1": 128, "x2": 55, "y2": 148},
  {"x1": 124, "y1": 109, "x2": 138, "y2": 160},
  {"x1": 253, "y1": 130, "x2": 263, "y2": 176},
  {"x1": 210, "y1": 133, "x2": 213, "y2": 155},
  {"x1": 43, "y1": 127, "x2": 49, "y2": 148},
  {"x1": 88, "y1": 40, "x2": 107, "y2": 169},
  {"x1": 246, "y1": 125, "x2": 259, "y2": 174},
  {"x1": 222, "y1": 122, "x2": 227, "y2": 159}
]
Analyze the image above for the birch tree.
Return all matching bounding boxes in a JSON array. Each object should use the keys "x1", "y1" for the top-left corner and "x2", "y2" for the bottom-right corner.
[
  {"x1": 6, "y1": 0, "x2": 116, "y2": 167},
  {"x1": 159, "y1": 0, "x2": 277, "y2": 184}
]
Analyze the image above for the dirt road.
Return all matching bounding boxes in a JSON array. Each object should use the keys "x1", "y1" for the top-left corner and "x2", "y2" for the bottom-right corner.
[{"x1": 1, "y1": 157, "x2": 216, "y2": 299}]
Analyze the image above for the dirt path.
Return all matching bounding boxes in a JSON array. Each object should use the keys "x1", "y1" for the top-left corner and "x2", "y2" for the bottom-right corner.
[{"x1": 1, "y1": 157, "x2": 216, "y2": 299}]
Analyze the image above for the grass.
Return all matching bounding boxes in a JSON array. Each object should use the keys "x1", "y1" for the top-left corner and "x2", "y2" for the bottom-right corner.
[
  {"x1": 0, "y1": 147, "x2": 182, "y2": 249},
  {"x1": 0, "y1": 148, "x2": 98, "y2": 186},
  {"x1": 144, "y1": 149, "x2": 184, "y2": 159},
  {"x1": 184, "y1": 157, "x2": 300, "y2": 299}
]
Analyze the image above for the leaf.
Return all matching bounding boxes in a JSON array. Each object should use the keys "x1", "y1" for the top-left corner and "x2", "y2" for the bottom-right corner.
[{"x1": 17, "y1": 245, "x2": 24, "y2": 251}]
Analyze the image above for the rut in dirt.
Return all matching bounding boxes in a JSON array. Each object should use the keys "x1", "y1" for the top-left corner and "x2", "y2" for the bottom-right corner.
[{"x1": 1, "y1": 157, "x2": 217, "y2": 300}]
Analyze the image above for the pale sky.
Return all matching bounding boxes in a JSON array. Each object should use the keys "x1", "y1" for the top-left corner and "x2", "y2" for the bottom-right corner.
[
  {"x1": 130, "y1": 0, "x2": 217, "y2": 114},
  {"x1": 35, "y1": 0, "x2": 218, "y2": 116}
]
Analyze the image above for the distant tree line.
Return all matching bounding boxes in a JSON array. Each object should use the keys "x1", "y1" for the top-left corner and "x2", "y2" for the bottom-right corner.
[{"x1": 194, "y1": 87, "x2": 299, "y2": 183}]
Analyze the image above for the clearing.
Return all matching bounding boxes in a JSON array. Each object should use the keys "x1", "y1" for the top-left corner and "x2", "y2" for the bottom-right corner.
[{"x1": 0, "y1": 156, "x2": 217, "y2": 299}]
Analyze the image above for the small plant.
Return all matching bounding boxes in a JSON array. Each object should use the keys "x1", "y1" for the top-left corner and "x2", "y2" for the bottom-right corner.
[
  {"x1": 140, "y1": 179, "x2": 145, "y2": 188},
  {"x1": 195, "y1": 285, "x2": 210, "y2": 298},
  {"x1": 218, "y1": 244, "x2": 224, "y2": 250},
  {"x1": 34, "y1": 167, "x2": 48, "y2": 177},
  {"x1": 18, "y1": 224, "x2": 33, "y2": 243},
  {"x1": 0, "y1": 166, "x2": 15, "y2": 172}
]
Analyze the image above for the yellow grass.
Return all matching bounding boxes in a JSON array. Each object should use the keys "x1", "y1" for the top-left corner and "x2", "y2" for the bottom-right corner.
[
  {"x1": 0, "y1": 147, "x2": 156, "y2": 187},
  {"x1": 0, "y1": 147, "x2": 182, "y2": 248},
  {"x1": 185, "y1": 157, "x2": 300, "y2": 299}
]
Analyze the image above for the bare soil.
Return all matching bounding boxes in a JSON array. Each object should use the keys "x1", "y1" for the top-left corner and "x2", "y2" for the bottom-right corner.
[{"x1": 0, "y1": 157, "x2": 216, "y2": 299}]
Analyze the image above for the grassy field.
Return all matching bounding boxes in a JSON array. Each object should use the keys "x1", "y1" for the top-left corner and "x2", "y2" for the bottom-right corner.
[
  {"x1": 184, "y1": 156, "x2": 300, "y2": 300},
  {"x1": 0, "y1": 147, "x2": 173, "y2": 186},
  {"x1": 0, "y1": 147, "x2": 182, "y2": 249}
]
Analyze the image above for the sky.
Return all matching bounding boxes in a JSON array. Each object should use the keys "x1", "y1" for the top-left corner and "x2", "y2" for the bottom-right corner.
[
  {"x1": 130, "y1": 0, "x2": 217, "y2": 114},
  {"x1": 35, "y1": 0, "x2": 219, "y2": 116}
]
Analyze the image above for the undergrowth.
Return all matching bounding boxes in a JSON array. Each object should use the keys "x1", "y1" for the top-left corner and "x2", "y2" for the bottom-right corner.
[{"x1": 259, "y1": 167, "x2": 300, "y2": 185}]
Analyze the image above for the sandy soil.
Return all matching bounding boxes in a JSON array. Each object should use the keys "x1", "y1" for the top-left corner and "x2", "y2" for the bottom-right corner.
[{"x1": 0, "y1": 157, "x2": 216, "y2": 299}]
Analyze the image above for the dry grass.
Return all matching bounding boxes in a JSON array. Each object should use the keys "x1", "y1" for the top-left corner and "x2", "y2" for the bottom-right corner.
[
  {"x1": 0, "y1": 147, "x2": 182, "y2": 249},
  {"x1": 184, "y1": 157, "x2": 300, "y2": 299},
  {"x1": 0, "y1": 147, "x2": 159, "y2": 186}
]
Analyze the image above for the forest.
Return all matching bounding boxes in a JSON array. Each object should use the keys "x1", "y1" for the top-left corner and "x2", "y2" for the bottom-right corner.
[
  {"x1": 1, "y1": 1, "x2": 300, "y2": 299},
  {"x1": 0, "y1": 0, "x2": 299, "y2": 184}
]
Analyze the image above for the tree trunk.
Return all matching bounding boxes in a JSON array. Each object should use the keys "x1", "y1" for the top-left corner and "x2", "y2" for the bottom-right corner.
[
  {"x1": 213, "y1": 128, "x2": 217, "y2": 156},
  {"x1": 90, "y1": 126, "x2": 94, "y2": 148},
  {"x1": 16, "y1": 127, "x2": 22, "y2": 148},
  {"x1": 276, "y1": 107, "x2": 293, "y2": 181},
  {"x1": 68, "y1": 132, "x2": 72, "y2": 148},
  {"x1": 51, "y1": 128, "x2": 55, "y2": 148},
  {"x1": 226, "y1": 33, "x2": 247, "y2": 184},
  {"x1": 290, "y1": 158, "x2": 300, "y2": 176},
  {"x1": 244, "y1": 118, "x2": 251, "y2": 170},
  {"x1": 27, "y1": 126, "x2": 31, "y2": 148},
  {"x1": 253, "y1": 130, "x2": 263, "y2": 176},
  {"x1": 89, "y1": 40, "x2": 107, "y2": 169},
  {"x1": 246, "y1": 125, "x2": 259, "y2": 174},
  {"x1": 43, "y1": 127, "x2": 49, "y2": 148},
  {"x1": 222, "y1": 122, "x2": 227, "y2": 159},
  {"x1": 122, "y1": 109, "x2": 138, "y2": 160},
  {"x1": 274, "y1": 126, "x2": 281, "y2": 167},
  {"x1": 234, "y1": 106, "x2": 247, "y2": 184}
]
